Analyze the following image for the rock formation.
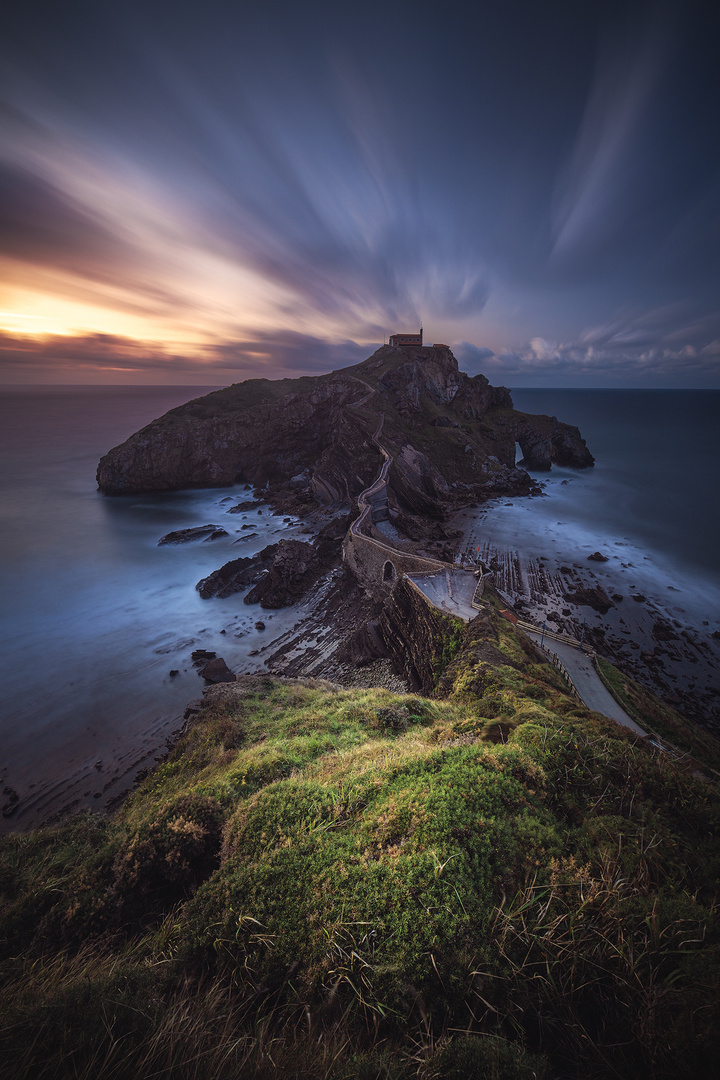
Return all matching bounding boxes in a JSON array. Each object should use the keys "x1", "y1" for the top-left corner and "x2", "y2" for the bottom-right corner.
[
  {"x1": 243, "y1": 539, "x2": 322, "y2": 608},
  {"x1": 97, "y1": 345, "x2": 593, "y2": 522},
  {"x1": 196, "y1": 543, "x2": 279, "y2": 599},
  {"x1": 158, "y1": 524, "x2": 228, "y2": 545}
]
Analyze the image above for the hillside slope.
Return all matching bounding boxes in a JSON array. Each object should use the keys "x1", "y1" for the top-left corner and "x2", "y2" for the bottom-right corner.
[{"x1": 2, "y1": 604, "x2": 718, "y2": 1080}]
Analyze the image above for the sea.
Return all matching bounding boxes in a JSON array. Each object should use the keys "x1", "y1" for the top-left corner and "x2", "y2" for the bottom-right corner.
[{"x1": 1, "y1": 385, "x2": 719, "y2": 830}]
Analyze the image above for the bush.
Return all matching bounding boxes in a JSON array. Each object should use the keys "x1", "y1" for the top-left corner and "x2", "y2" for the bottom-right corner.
[{"x1": 113, "y1": 793, "x2": 223, "y2": 918}]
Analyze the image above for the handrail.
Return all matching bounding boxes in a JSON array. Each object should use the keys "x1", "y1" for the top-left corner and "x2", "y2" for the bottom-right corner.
[
  {"x1": 515, "y1": 618, "x2": 595, "y2": 656},
  {"x1": 530, "y1": 640, "x2": 583, "y2": 702}
]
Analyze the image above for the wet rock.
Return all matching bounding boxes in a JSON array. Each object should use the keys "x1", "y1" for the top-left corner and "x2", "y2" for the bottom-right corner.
[
  {"x1": 227, "y1": 500, "x2": 262, "y2": 513},
  {"x1": 169, "y1": 669, "x2": 179, "y2": 677},
  {"x1": 199, "y1": 657, "x2": 236, "y2": 683},
  {"x1": 244, "y1": 539, "x2": 322, "y2": 608},
  {"x1": 255, "y1": 621, "x2": 266, "y2": 631},
  {"x1": 514, "y1": 413, "x2": 594, "y2": 470},
  {"x1": 652, "y1": 620, "x2": 679, "y2": 641},
  {"x1": 158, "y1": 524, "x2": 228, "y2": 545},
  {"x1": 587, "y1": 551, "x2": 608, "y2": 562},
  {"x1": 563, "y1": 584, "x2": 614, "y2": 614},
  {"x1": 196, "y1": 544, "x2": 279, "y2": 599},
  {"x1": 191, "y1": 649, "x2": 216, "y2": 662},
  {"x1": 612, "y1": 594, "x2": 624, "y2": 602},
  {"x1": 632, "y1": 594, "x2": 646, "y2": 603}
]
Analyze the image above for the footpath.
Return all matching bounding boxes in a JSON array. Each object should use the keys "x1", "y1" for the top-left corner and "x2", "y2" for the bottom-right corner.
[
  {"x1": 520, "y1": 629, "x2": 648, "y2": 737},
  {"x1": 345, "y1": 411, "x2": 648, "y2": 741}
]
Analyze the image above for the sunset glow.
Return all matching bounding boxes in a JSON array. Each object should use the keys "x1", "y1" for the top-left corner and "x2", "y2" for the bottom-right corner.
[{"x1": 1, "y1": 1, "x2": 718, "y2": 385}]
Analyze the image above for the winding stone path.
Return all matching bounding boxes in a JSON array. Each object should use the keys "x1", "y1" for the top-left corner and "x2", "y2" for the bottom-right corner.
[{"x1": 342, "y1": 403, "x2": 647, "y2": 739}]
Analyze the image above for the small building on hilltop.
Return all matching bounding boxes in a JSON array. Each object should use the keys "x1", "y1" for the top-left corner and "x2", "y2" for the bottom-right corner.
[{"x1": 389, "y1": 329, "x2": 423, "y2": 347}]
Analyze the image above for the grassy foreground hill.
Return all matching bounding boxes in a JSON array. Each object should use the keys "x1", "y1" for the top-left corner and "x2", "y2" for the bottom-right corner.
[{"x1": 2, "y1": 607, "x2": 719, "y2": 1080}]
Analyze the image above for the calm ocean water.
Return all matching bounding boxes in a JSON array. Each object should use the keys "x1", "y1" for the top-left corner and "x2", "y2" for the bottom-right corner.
[
  {"x1": 0, "y1": 385, "x2": 718, "y2": 828},
  {"x1": 511, "y1": 389, "x2": 720, "y2": 582}
]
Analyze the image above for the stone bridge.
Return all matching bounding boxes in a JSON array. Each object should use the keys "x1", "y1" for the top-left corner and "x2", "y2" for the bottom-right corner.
[{"x1": 342, "y1": 527, "x2": 451, "y2": 597}]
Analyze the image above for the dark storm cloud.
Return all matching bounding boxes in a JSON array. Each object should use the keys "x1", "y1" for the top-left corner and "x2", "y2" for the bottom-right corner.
[{"x1": 1, "y1": 0, "x2": 719, "y2": 384}]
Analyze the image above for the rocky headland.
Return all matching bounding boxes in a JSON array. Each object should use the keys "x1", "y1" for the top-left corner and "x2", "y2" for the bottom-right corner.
[
  {"x1": 97, "y1": 344, "x2": 593, "y2": 522},
  {"x1": 95, "y1": 343, "x2": 719, "y2": 737}
]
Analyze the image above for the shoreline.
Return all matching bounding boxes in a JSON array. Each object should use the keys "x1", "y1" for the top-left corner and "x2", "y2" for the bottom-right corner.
[
  {"x1": 4, "y1": 479, "x2": 719, "y2": 835},
  {"x1": 448, "y1": 491, "x2": 720, "y2": 734}
]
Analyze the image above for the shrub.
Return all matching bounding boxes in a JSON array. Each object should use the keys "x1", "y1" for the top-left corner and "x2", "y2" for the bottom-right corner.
[{"x1": 113, "y1": 793, "x2": 223, "y2": 918}]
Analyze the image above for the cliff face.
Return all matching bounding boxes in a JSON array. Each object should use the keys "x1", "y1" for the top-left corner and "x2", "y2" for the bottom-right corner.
[
  {"x1": 378, "y1": 575, "x2": 466, "y2": 692},
  {"x1": 97, "y1": 345, "x2": 593, "y2": 513}
]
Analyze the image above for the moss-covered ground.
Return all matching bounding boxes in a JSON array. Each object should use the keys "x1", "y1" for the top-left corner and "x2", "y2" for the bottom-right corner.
[
  {"x1": 595, "y1": 655, "x2": 720, "y2": 773},
  {"x1": 2, "y1": 610, "x2": 719, "y2": 1080}
]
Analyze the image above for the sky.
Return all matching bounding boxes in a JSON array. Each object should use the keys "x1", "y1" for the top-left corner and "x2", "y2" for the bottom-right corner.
[{"x1": 0, "y1": 0, "x2": 719, "y2": 387}]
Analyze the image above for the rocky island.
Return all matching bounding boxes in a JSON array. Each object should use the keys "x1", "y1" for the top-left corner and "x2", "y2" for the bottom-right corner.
[{"x1": 97, "y1": 343, "x2": 593, "y2": 509}]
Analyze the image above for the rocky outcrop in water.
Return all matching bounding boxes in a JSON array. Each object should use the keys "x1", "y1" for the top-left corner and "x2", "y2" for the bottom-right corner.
[
  {"x1": 158, "y1": 524, "x2": 228, "y2": 545},
  {"x1": 244, "y1": 540, "x2": 321, "y2": 608},
  {"x1": 196, "y1": 544, "x2": 279, "y2": 599},
  {"x1": 97, "y1": 346, "x2": 593, "y2": 518},
  {"x1": 514, "y1": 413, "x2": 595, "y2": 471}
]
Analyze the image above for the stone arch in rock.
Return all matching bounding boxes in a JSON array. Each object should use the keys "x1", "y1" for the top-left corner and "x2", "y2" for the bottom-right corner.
[{"x1": 382, "y1": 560, "x2": 396, "y2": 582}]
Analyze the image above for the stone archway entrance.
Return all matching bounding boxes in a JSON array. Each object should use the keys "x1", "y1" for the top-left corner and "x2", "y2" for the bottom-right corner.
[{"x1": 382, "y1": 560, "x2": 396, "y2": 582}]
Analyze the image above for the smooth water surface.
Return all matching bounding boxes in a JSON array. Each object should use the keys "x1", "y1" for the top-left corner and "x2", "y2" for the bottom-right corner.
[
  {"x1": 511, "y1": 389, "x2": 720, "y2": 581},
  {"x1": 0, "y1": 385, "x2": 718, "y2": 827},
  {"x1": 0, "y1": 387, "x2": 307, "y2": 827}
]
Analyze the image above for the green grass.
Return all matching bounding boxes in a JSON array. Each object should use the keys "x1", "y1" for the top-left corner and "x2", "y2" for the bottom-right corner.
[
  {"x1": 595, "y1": 656, "x2": 720, "y2": 772},
  {"x1": 2, "y1": 617, "x2": 720, "y2": 1079}
]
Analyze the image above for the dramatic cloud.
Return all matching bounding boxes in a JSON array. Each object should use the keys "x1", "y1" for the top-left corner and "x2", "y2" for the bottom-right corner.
[
  {"x1": 0, "y1": 0, "x2": 718, "y2": 385},
  {"x1": 0, "y1": 327, "x2": 375, "y2": 384}
]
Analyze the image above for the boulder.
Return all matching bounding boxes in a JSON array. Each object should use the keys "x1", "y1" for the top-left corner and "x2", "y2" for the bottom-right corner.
[
  {"x1": 199, "y1": 657, "x2": 236, "y2": 683},
  {"x1": 563, "y1": 584, "x2": 614, "y2": 614},
  {"x1": 244, "y1": 540, "x2": 322, "y2": 608},
  {"x1": 196, "y1": 544, "x2": 279, "y2": 599},
  {"x1": 226, "y1": 500, "x2": 262, "y2": 513}
]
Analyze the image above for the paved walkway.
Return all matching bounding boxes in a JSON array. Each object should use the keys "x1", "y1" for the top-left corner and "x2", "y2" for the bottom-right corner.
[
  {"x1": 406, "y1": 570, "x2": 481, "y2": 622},
  {"x1": 341, "y1": 398, "x2": 646, "y2": 740},
  {"x1": 523, "y1": 630, "x2": 648, "y2": 737}
]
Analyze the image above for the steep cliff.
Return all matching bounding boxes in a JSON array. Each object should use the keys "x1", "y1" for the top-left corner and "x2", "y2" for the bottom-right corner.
[{"x1": 97, "y1": 345, "x2": 593, "y2": 515}]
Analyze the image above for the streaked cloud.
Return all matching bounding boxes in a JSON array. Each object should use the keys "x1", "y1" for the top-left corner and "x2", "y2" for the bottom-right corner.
[{"x1": 0, "y1": 0, "x2": 718, "y2": 385}]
